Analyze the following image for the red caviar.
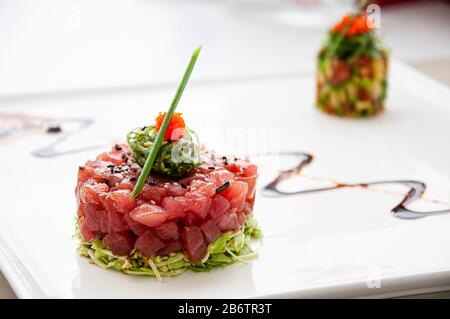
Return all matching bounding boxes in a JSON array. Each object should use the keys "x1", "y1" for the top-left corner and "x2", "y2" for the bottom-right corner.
[
  {"x1": 155, "y1": 112, "x2": 186, "y2": 141},
  {"x1": 332, "y1": 13, "x2": 372, "y2": 36}
]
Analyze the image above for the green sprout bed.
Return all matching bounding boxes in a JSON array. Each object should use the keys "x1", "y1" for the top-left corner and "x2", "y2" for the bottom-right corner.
[{"x1": 77, "y1": 217, "x2": 262, "y2": 282}]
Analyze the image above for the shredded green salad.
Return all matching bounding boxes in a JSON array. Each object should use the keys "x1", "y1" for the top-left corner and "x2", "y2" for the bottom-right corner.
[{"x1": 77, "y1": 217, "x2": 261, "y2": 281}]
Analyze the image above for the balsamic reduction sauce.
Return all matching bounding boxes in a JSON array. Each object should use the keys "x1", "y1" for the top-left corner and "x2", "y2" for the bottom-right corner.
[
  {"x1": 32, "y1": 118, "x2": 101, "y2": 157},
  {"x1": 262, "y1": 152, "x2": 450, "y2": 220}
]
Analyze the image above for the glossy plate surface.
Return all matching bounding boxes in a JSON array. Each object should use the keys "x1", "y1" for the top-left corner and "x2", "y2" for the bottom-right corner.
[{"x1": 0, "y1": 60, "x2": 449, "y2": 298}]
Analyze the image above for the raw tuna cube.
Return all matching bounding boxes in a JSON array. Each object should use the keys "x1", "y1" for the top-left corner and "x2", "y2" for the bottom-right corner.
[
  {"x1": 185, "y1": 191, "x2": 212, "y2": 219},
  {"x1": 208, "y1": 195, "x2": 230, "y2": 220},
  {"x1": 137, "y1": 184, "x2": 168, "y2": 205},
  {"x1": 221, "y1": 181, "x2": 248, "y2": 213},
  {"x1": 78, "y1": 216, "x2": 98, "y2": 241},
  {"x1": 155, "y1": 221, "x2": 179, "y2": 241},
  {"x1": 82, "y1": 203, "x2": 102, "y2": 232},
  {"x1": 158, "y1": 240, "x2": 182, "y2": 256},
  {"x1": 161, "y1": 196, "x2": 187, "y2": 220},
  {"x1": 165, "y1": 183, "x2": 188, "y2": 197},
  {"x1": 236, "y1": 175, "x2": 257, "y2": 201},
  {"x1": 206, "y1": 169, "x2": 234, "y2": 187},
  {"x1": 200, "y1": 219, "x2": 221, "y2": 243},
  {"x1": 108, "y1": 211, "x2": 130, "y2": 232},
  {"x1": 130, "y1": 204, "x2": 167, "y2": 227},
  {"x1": 100, "y1": 189, "x2": 136, "y2": 214},
  {"x1": 97, "y1": 210, "x2": 110, "y2": 233},
  {"x1": 79, "y1": 183, "x2": 109, "y2": 204},
  {"x1": 134, "y1": 230, "x2": 165, "y2": 257},
  {"x1": 124, "y1": 213, "x2": 148, "y2": 235},
  {"x1": 96, "y1": 151, "x2": 124, "y2": 165},
  {"x1": 181, "y1": 226, "x2": 207, "y2": 263},
  {"x1": 218, "y1": 212, "x2": 239, "y2": 231},
  {"x1": 103, "y1": 231, "x2": 135, "y2": 256},
  {"x1": 190, "y1": 180, "x2": 216, "y2": 198},
  {"x1": 183, "y1": 211, "x2": 202, "y2": 227}
]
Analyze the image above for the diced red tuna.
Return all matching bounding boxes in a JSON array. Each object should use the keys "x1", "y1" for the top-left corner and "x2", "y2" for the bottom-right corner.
[
  {"x1": 237, "y1": 211, "x2": 246, "y2": 226},
  {"x1": 78, "y1": 216, "x2": 98, "y2": 241},
  {"x1": 103, "y1": 231, "x2": 135, "y2": 256},
  {"x1": 200, "y1": 219, "x2": 221, "y2": 243},
  {"x1": 236, "y1": 176, "x2": 257, "y2": 201},
  {"x1": 135, "y1": 229, "x2": 165, "y2": 257},
  {"x1": 221, "y1": 181, "x2": 248, "y2": 213},
  {"x1": 124, "y1": 213, "x2": 148, "y2": 235},
  {"x1": 137, "y1": 184, "x2": 168, "y2": 205},
  {"x1": 183, "y1": 211, "x2": 202, "y2": 227},
  {"x1": 181, "y1": 226, "x2": 207, "y2": 263},
  {"x1": 218, "y1": 212, "x2": 240, "y2": 232},
  {"x1": 79, "y1": 183, "x2": 109, "y2": 204},
  {"x1": 96, "y1": 151, "x2": 124, "y2": 165},
  {"x1": 240, "y1": 162, "x2": 257, "y2": 177},
  {"x1": 165, "y1": 183, "x2": 189, "y2": 197},
  {"x1": 208, "y1": 195, "x2": 230, "y2": 220},
  {"x1": 100, "y1": 189, "x2": 136, "y2": 213},
  {"x1": 243, "y1": 202, "x2": 252, "y2": 215},
  {"x1": 158, "y1": 240, "x2": 182, "y2": 256},
  {"x1": 206, "y1": 169, "x2": 234, "y2": 187},
  {"x1": 161, "y1": 196, "x2": 187, "y2": 220},
  {"x1": 110, "y1": 182, "x2": 135, "y2": 191},
  {"x1": 190, "y1": 180, "x2": 216, "y2": 198},
  {"x1": 97, "y1": 210, "x2": 110, "y2": 233},
  {"x1": 130, "y1": 204, "x2": 167, "y2": 227},
  {"x1": 76, "y1": 144, "x2": 258, "y2": 263},
  {"x1": 155, "y1": 221, "x2": 179, "y2": 241},
  {"x1": 185, "y1": 191, "x2": 212, "y2": 219},
  {"x1": 77, "y1": 166, "x2": 97, "y2": 186},
  {"x1": 108, "y1": 211, "x2": 130, "y2": 232},
  {"x1": 83, "y1": 203, "x2": 102, "y2": 232}
]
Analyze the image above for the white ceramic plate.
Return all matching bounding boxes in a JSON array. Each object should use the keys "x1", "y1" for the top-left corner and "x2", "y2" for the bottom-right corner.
[{"x1": 0, "y1": 60, "x2": 449, "y2": 298}]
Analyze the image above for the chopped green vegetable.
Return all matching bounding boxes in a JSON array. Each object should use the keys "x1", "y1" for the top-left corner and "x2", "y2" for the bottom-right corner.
[
  {"x1": 127, "y1": 126, "x2": 201, "y2": 177},
  {"x1": 76, "y1": 216, "x2": 261, "y2": 281}
]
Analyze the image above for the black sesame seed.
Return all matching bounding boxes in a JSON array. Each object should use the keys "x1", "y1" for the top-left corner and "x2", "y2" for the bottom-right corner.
[
  {"x1": 114, "y1": 144, "x2": 122, "y2": 151},
  {"x1": 127, "y1": 151, "x2": 132, "y2": 156},
  {"x1": 180, "y1": 183, "x2": 188, "y2": 189},
  {"x1": 46, "y1": 124, "x2": 62, "y2": 134},
  {"x1": 208, "y1": 166, "x2": 215, "y2": 170},
  {"x1": 130, "y1": 177, "x2": 137, "y2": 182}
]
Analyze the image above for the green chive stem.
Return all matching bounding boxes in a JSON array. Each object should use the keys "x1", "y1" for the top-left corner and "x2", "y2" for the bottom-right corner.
[{"x1": 131, "y1": 46, "x2": 202, "y2": 199}]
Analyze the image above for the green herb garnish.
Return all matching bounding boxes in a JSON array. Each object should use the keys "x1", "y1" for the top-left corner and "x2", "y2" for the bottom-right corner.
[
  {"x1": 131, "y1": 46, "x2": 201, "y2": 199},
  {"x1": 216, "y1": 181, "x2": 231, "y2": 194}
]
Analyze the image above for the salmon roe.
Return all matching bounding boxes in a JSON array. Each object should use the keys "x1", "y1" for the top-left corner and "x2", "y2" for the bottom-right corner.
[
  {"x1": 332, "y1": 13, "x2": 372, "y2": 36},
  {"x1": 155, "y1": 112, "x2": 186, "y2": 141}
]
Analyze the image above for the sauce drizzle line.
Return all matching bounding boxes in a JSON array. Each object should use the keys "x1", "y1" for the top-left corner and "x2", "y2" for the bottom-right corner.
[{"x1": 262, "y1": 151, "x2": 450, "y2": 220}]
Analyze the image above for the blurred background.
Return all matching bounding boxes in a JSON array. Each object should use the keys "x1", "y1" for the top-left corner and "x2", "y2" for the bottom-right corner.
[
  {"x1": 0, "y1": 0, "x2": 449, "y2": 298},
  {"x1": 0, "y1": 0, "x2": 448, "y2": 99}
]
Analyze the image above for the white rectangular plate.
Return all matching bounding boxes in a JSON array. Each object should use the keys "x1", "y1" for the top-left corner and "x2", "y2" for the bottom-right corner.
[{"x1": 0, "y1": 60, "x2": 449, "y2": 298}]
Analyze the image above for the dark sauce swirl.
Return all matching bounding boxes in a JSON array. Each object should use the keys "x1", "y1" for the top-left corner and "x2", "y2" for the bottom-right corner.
[{"x1": 262, "y1": 152, "x2": 450, "y2": 220}]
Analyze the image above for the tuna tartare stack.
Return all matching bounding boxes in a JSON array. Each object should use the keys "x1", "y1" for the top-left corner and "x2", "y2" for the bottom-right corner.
[
  {"x1": 317, "y1": 12, "x2": 388, "y2": 117},
  {"x1": 75, "y1": 47, "x2": 261, "y2": 280}
]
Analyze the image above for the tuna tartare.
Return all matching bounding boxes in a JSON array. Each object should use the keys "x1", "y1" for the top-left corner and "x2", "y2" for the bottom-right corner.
[{"x1": 75, "y1": 48, "x2": 260, "y2": 280}]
